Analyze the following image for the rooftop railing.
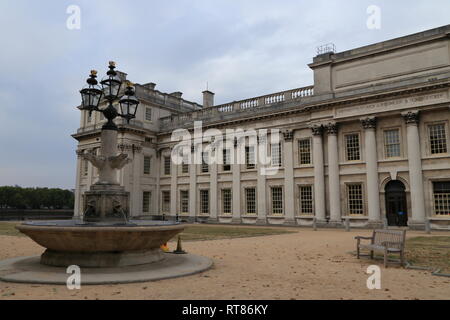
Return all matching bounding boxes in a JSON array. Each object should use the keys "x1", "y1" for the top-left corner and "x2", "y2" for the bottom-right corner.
[{"x1": 159, "y1": 85, "x2": 314, "y2": 129}]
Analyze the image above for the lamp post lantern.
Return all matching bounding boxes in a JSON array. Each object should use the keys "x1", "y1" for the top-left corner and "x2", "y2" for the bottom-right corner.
[{"x1": 78, "y1": 61, "x2": 140, "y2": 222}]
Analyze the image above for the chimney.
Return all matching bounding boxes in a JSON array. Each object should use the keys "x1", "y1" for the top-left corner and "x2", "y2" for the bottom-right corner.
[
  {"x1": 143, "y1": 82, "x2": 156, "y2": 90},
  {"x1": 116, "y1": 71, "x2": 127, "y2": 81},
  {"x1": 170, "y1": 91, "x2": 183, "y2": 98},
  {"x1": 202, "y1": 90, "x2": 214, "y2": 108}
]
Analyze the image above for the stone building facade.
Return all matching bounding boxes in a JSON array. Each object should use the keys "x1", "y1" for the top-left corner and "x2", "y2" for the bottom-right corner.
[{"x1": 73, "y1": 25, "x2": 450, "y2": 230}]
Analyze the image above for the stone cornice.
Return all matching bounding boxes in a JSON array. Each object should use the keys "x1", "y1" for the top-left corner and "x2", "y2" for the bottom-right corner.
[{"x1": 157, "y1": 79, "x2": 450, "y2": 136}]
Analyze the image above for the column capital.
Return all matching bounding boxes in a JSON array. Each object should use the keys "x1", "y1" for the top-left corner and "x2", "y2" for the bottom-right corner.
[
  {"x1": 282, "y1": 129, "x2": 294, "y2": 141},
  {"x1": 402, "y1": 110, "x2": 420, "y2": 125},
  {"x1": 360, "y1": 116, "x2": 377, "y2": 130},
  {"x1": 76, "y1": 149, "x2": 85, "y2": 157},
  {"x1": 326, "y1": 122, "x2": 339, "y2": 135},
  {"x1": 310, "y1": 124, "x2": 323, "y2": 136}
]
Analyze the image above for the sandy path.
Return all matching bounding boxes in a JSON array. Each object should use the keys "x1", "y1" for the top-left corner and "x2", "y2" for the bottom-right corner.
[{"x1": 0, "y1": 229, "x2": 449, "y2": 300}]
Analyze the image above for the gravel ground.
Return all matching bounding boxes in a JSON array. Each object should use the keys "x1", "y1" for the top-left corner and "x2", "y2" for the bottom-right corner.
[{"x1": 0, "y1": 228, "x2": 449, "y2": 300}]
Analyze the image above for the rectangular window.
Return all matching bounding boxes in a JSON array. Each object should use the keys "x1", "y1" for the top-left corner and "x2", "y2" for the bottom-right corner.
[
  {"x1": 271, "y1": 143, "x2": 282, "y2": 167},
  {"x1": 245, "y1": 146, "x2": 255, "y2": 169},
  {"x1": 347, "y1": 184, "x2": 364, "y2": 215},
  {"x1": 180, "y1": 190, "x2": 189, "y2": 214},
  {"x1": 271, "y1": 187, "x2": 283, "y2": 215},
  {"x1": 223, "y1": 149, "x2": 231, "y2": 171},
  {"x1": 87, "y1": 112, "x2": 92, "y2": 123},
  {"x1": 384, "y1": 129, "x2": 401, "y2": 158},
  {"x1": 142, "y1": 191, "x2": 151, "y2": 213},
  {"x1": 181, "y1": 153, "x2": 189, "y2": 174},
  {"x1": 201, "y1": 152, "x2": 209, "y2": 173},
  {"x1": 200, "y1": 190, "x2": 209, "y2": 215},
  {"x1": 145, "y1": 107, "x2": 152, "y2": 121},
  {"x1": 345, "y1": 134, "x2": 361, "y2": 161},
  {"x1": 164, "y1": 156, "x2": 171, "y2": 175},
  {"x1": 83, "y1": 159, "x2": 89, "y2": 176},
  {"x1": 433, "y1": 181, "x2": 450, "y2": 216},
  {"x1": 299, "y1": 185, "x2": 313, "y2": 215},
  {"x1": 245, "y1": 188, "x2": 256, "y2": 215},
  {"x1": 222, "y1": 189, "x2": 232, "y2": 215},
  {"x1": 162, "y1": 191, "x2": 170, "y2": 213},
  {"x1": 143, "y1": 156, "x2": 151, "y2": 175},
  {"x1": 429, "y1": 124, "x2": 448, "y2": 154},
  {"x1": 298, "y1": 139, "x2": 311, "y2": 165}
]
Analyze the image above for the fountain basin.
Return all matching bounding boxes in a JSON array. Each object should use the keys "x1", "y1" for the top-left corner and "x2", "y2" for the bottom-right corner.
[{"x1": 16, "y1": 220, "x2": 185, "y2": 268}]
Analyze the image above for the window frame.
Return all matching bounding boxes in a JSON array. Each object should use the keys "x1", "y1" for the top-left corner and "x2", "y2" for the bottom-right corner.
[
  {"x1": 161, "y1": 190, "x2": 170, "y2": 213},
  {"x1": 143, "y1": 155, "x2": 151, "y2": 175},
  {"x1": 298, "y1": 185, "x2": 314, "y2": 216},
  {"x1": 199, "y1": 189, "x2": 210, "y2": 215},
  {"x1": 142, "y1": 191, "x2": 151, "y2": 213},
  {"x1": 346, "y1": 183, "x2": 364, "y2": 215},
  {"x1": 427, "y1": 122, "x2": 448, "y2": 156},
  {"x1": 221, "y1": 189, "x2": 232, "y2": 215},
  {"x1": 180, "y1": 190, "x2": 189, "y2": 214},
  {"x1": 244, "y1": 187, "x2": 257, "y2": 215},
  {"x1": 270, "y1": 186, "x2": 284, "y2": 215},
  {"x1": 383, "y1": 128, "x2": 402, "y2": 159},
  {"x1": 298, "y1": 138, "x2": 312, "y2": 166},
  {"x1": 344, "y1": 133, "x2": 361, "y2": 162}
]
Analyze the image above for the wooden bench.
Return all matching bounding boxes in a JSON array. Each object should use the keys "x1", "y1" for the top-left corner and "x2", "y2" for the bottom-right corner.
[{"x1": 355, "y1": 229, "x2": 406, "y2": 267}]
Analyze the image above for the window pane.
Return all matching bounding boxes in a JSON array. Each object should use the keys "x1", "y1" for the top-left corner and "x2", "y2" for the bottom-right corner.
[
  {"x1": 271, "y1": 187, "x2": 283, "y2": 215},
  {"x1": 245, "y1": 188, "x2": 256, "y2": 214},
  {"x1": 200, "y1": 190, "x2": 209, "y2": 214},
  {"x1": 246, "y1": 146, "x2": 255, "y2": 169},
  {"x1": 223, "y1": 149, "x2": 231, "y2": 171},
  {"x1": 143, "y1": 156, "x2": 151, "y2": 174},
  {"x1": 162, "y1": 191, "x2": 170, "y2": 212},
  {"x1": 142, "y1": 191, "x2": 151, "y2": 213},
  {"x1": 298, "y1": 139, "x2": 311, "y2": 165},
  {"x1": 345, "y1": 134, "x2": 360, "y2": 161},
  {"x1": 429, "y1": 124, "x2": 448, "y2": 154},
  {"x1": 222, "y1": 189, "x2": 232, "y2": 214},
  {"x1": 433, "y1": 181, "x2": 450, "y2": 215},
  {"x1": 347, "y1": 184, "x2": 363, "y2": 215},
  {"x1": 384, "y1": 129, "x2": 400, "y2": 158},
  {"x1": 299, "y1": 186, "x2": 313, "y2": 215},
  {"x1": 180, "y1": 190, "x2": 189, "y2": 213},
  {"x1": 145, "y1": 107, "x2": 152, "y2": 121},
  {"x1": 164, "y1": 156, "x2": 171, "y2": 175},
  {"x1": 271, "y1": 143, "x2": 282, "y2": 167}
]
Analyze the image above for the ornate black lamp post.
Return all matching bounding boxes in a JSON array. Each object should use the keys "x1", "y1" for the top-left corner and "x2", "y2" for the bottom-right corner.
[
  {"x1": 78, "y1": 61, "x2": 140, "y2": 222},
  {"x1": 79, "y1": 61, "x2": 139, "y2": 130}
]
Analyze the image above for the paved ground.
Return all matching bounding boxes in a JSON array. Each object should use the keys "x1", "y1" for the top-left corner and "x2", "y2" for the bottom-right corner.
[{"x1": 0, "y1": 228, "x2": 449, "y2": 300}]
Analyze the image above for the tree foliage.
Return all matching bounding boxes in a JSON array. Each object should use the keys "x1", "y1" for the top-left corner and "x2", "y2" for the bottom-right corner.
[{"x1": 0, "y1": 186, "x2": 74, "y2": 209}]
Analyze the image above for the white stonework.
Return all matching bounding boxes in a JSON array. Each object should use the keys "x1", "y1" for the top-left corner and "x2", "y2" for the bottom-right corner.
[{"x1": 73, "y1": 25, "x2": 450, "y2": 230}]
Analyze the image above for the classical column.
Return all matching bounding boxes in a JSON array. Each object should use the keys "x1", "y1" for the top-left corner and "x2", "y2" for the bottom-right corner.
[
  {"x1": 74, "y1": 150, "x2": 83, "y2": 217},
  {"x1": 402, "y1": 111, "x2": 426, "y2": 227},
  {"x1": 170, "y1": 147, "x2": 178, "y2": 218},
  {"x1": 283, "y1": 130, "x2": 296, "y2": 224},
  {"x1": 189, "y1": 144, "x2": 197, "y2": 221},
  {"x1": 232, "y1": 140, "x2": 241, "y2": 223},
  {"x1": 257, "y1": 135, "x2": 267, "y2": 224},
  {"x1": 311, "y1": 125, "x2": 326, "y2": 222},
  {"x1": 209, "y1": 148, "x2": 218, "y2": 222},
  {"x1": 326, "y1": 123, "x2": 341, "y2": 223},
  {"x1": 130, "y1": 145, "x2": 143, "y2": 218},
  {"x1": 361, "y1": 117, "x2": 381, "y2": 224}
]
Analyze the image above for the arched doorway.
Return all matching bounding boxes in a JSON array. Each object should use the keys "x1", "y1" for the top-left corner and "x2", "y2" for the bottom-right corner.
[{"x1": 385, "y1": 180, "x2": 408, "y2": 226}]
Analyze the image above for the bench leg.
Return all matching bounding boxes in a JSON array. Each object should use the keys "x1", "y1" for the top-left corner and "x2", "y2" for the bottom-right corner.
[
  {"x1": 370, "y1": 250, "x2": 374, "y2": 259},
  {"x1": 384, "y1": 248, "x2": 388, "y2": 268},
  {"x1": 400, "y1": 251, "x2": 405, "y2": 267},
  {"x1": 357, "y1": 245, "x2": 360, "y2": 259}
]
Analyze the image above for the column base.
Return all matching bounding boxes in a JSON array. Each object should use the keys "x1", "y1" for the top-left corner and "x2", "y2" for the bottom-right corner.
[
  {"x1": 231, "y1": 218, "x2": 242, "y2": 224},
  {"x1": 408, "y1": 220, "x2": 426, "y2": 230},
  {"x1": 256, "y1": 218, "x2": 267, "y2": 225},
  {"x1": 284, "y1": 219, "x2": 296, "y2": 226},
  {"x1": 366, "y1": 220, "x2": 383, "y2": 229}
]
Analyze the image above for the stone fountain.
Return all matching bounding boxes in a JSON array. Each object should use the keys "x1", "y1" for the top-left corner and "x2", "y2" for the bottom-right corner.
[{"x1": 0, "y1": 63, "x2": 211, "y2": 284}]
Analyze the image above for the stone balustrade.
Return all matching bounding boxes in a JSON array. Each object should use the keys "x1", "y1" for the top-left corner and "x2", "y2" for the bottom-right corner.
[{"x1": 159, "y1": 85, "x2": 314, "y2": 130}]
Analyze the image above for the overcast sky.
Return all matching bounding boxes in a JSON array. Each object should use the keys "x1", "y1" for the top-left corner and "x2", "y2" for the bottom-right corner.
[{"x1": 0, "y1": 0, "x2": 449, "y2": 189}]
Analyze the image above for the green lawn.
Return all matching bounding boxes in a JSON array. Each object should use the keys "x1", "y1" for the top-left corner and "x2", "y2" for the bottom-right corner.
[
  {"x1": 0, "y1": 222, "x2": 23, "y2": 237},
  {"x1": 174, "y1": 224, "x2": 295, "y2": 241},
  {"x1": 405, "y1": 236, "x2": 450, "y2": 273},
  {"x1": 0, "y1": 222, "x2": 295, "y2": 240}
]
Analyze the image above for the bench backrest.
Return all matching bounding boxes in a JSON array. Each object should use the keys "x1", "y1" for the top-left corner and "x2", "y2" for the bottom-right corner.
[{"x1": 373, "y1": 229, "x2": 406, "y2": 249}]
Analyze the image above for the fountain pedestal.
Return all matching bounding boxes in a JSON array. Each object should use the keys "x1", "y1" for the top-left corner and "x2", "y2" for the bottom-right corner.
[{"x1": 83, "y1": 184, "x2": 130, "y2": 222}]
